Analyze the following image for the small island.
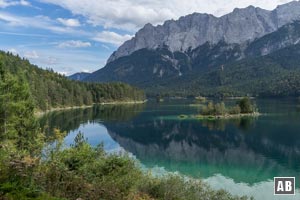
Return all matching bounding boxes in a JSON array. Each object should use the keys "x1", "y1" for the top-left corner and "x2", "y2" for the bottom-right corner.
[{"x1": 180, "y1": 97, "x2": 260, "y2": 120}]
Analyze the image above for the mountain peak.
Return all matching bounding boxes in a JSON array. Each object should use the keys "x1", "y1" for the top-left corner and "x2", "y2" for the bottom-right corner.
[{"x1": 107, "y1": 1, "x2": 300, "y2": 63}]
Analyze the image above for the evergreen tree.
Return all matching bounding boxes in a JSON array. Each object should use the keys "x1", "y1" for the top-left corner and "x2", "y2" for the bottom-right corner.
[
  {"x1": 238, "y1": 97, "x2": 253, "y2": 113},
  {"x1": 0, "y1": 51, "x2": 145, "y2": 111},
  {"x1": 0, "y1": 66, "x2": 37, "y2": 150}
]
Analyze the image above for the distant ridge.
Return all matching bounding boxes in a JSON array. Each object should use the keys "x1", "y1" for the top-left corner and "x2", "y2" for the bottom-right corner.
[{"x1": 68, "y1": 72, "x2": 91, "y2": 81}]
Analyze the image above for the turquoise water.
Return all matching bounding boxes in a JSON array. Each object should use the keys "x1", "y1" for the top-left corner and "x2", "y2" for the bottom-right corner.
[{"x1": 40, "y1": 99, "x2": 300, "y2": 200}]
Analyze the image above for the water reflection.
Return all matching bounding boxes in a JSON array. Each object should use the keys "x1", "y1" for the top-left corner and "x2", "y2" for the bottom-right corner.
[
  {"x1": 62, "y1": 123, "x2": 121, "y2": 152},
  {"x1": 206, "y1": 175, "x2": 299, "y2": 200},
  {"x1": 200, "y1": 117, "x2": 257, "y2": 131},
  {"x1": 105, "y1": 117, "x2": 300, "y2": 184},
  {"x1": 39, "y1": 99, "x2": 300, "y2": 199},
  {"x1": 39, "y1": 104, "x2": 145, "y2": 136}
]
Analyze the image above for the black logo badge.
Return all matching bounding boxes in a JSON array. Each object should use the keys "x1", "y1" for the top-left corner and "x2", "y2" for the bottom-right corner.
[{"x1": 274, "y1": 177, "x2": 295, "y2": 195}]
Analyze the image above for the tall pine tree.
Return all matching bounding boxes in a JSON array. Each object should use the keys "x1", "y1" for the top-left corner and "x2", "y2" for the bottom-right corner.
[{"x1": 0, "y1": 63, "x2": 37, "y2": 151}]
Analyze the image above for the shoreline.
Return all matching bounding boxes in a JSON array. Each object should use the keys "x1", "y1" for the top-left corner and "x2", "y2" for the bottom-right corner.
[
  {"x1": 35, "y1": 100, "x2": 147, "y2": 117},
  {"x1": 178, "y1": 112, "x2": 261, "y2": 120},
  {"x1": 193, "y1": 112, "x2": 261, "y2": 120},
  {"x1": 34, "y1": 105, "x2": 94, "y2": 117},
  {"x1": 99, "y1": 100, "x2": 147, "y2": 105}
]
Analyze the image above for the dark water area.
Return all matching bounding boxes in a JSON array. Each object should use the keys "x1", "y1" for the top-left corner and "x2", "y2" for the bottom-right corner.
[{"x1": 39, "y1": 98, "x2": 300, "y2": 200}]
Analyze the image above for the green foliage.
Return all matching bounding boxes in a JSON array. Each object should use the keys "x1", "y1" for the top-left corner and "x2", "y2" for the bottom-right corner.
[
  {"x1": 1, "y1": 127, "x2": 249, "y2": 200},
  {"x1": 202, "y1": 102, "x2": 215, "y2": 115},
  {"x1": 39, "y1": 104, "x2": 145, "y2": 139},
  {"x1": 0, "y1": 67, "x2": 39, "y2": 152},
  {"x1": 238, "y1": 98, "x2": 254, "y2": 113},
  {"x1": 37, "y1": 133, "x2": 247, "y2": 200},
  {"x1": 201, "y1": 99, "x2": 256, "y2": 116},
  {"x1": 0, "y1": 51, "x2": 248, "y2": 200},
  {"x1": 0, "y1": 51, "x2": 145, "y2": 111},
  {"x1": 228, "y1": 105, "x2": 242, "y2": 115},
  {"x1": 201, "y1": 101, "x2": 227, "y2": 116},
  {"x1": 215, "y1": 102, "x2": 226, "y2": 115},
  {"x1": 138, "y1": 175, "x2": 248, "y2": 200}
]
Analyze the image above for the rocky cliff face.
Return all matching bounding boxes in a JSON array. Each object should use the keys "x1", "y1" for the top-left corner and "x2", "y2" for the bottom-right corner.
[
  {"x1": 108, "y1": 1, "x2": 300, "y2": 63},
  {"x1": 85, "y1": 21, "x2": 300, "y2": 86}
]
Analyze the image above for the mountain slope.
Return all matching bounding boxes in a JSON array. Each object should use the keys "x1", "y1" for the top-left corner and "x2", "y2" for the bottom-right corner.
[
  {"x1": 85, "y1": 20, "x2": 300, "y2": 97},
  {"x1": 108, "y1": 1, "x2": 300, "y2": 63},
  {"x1": 68, "y1": 72, "x2": 91, "y2": 81},
  {"x1": 160, "y1": 44, "x2": 300, "y2": 97},
  {"x1": 86, "y1": 41, "x2": 243, "y2": 86}
]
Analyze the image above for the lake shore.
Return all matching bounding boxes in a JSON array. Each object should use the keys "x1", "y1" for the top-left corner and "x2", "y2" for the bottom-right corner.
[
  {"x1": 178, "y1": 112, "x2": 261, "y2": 120},
  {"x1": 35, "y1": 100, "x2": 147, "y2": 117},
  {"x1": 99, "y1": 100, "x2": 147, "y2": 105}
]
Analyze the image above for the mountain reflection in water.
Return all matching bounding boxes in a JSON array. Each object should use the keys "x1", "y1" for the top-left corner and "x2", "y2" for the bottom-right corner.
[{"x1": 40, "y1": 99, "x2": 300, "y2": 199}]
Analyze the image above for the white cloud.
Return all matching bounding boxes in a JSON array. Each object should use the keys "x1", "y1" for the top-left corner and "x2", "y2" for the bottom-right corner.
[
  {"x1": 0, "y1": 12, "x2": 88, "y2": 36},
  {"x1": 57, "y1": 71, "x2": 67, "y2": 75},
  {"x1": 7, "y1": 48, "x2": 18, "y2": 55},
  {"x1": 58, "y1": 40, "x2": 91, "y2": 48},
  {"x1": 0, "y1": 0, "x2": 31, "y2": 8},
  {"x1": 57, "y1": 18, "x2": 81, "y2": 27},
  {"x1": 24, "y1": 50, "x2": 39, "y2": 59},
  {"x1": 19, "y1": 0, "x2": 29, "y2": 6},
  {"x1": 81, "y1": 69, "x2": 90, "y2": 73},
  {"x1": 93, "y1": 31, "x2": 132, "y2": 45},
  {"x1": 0, "y1": 31, "x2": 53, "y2": 38},
  {"x1": 40, "y1": 0, "x2": 295, "y2": 32},
  {"x1": 41, "y1": 56, "x2": 59, "y2": 65},
  {"x1": 0, "y1": 0, "x2": 10, "y2": 7}
]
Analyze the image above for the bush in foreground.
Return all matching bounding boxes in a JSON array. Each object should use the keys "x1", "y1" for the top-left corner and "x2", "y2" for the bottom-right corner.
[{"x1": 0, "y1": 131, "x2": 250, "y2": 200}]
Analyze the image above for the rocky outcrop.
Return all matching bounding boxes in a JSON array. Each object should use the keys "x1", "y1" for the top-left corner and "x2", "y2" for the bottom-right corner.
[{"x1": 108, "y1": 1, "x2": 300, "y2": 63}]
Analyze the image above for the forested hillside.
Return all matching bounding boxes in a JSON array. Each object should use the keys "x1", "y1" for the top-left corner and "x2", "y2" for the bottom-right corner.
[{"x1": 0, "y1": 51, "x2": 145, "y2": 110}]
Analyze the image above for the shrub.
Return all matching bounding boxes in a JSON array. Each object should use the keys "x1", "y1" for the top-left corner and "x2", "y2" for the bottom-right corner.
[
  {"x1": 215, "y1": 102, "x2": 226, "y2": 115},
  {"x1": 201, "y1": 102, "x2": 226, "y2": 116},
  {"x1": 238, "y1": 98, "x2": 253, "y2": 113},
  {"x1": 1, "y1": 130, "x2": 250, "y2": 200},
  {"x1": 202, "y1": 101, "x2": 216, "y2": 115},
  {"x1": 229, "y1": 105, "x2": 241, "y2": 114}
]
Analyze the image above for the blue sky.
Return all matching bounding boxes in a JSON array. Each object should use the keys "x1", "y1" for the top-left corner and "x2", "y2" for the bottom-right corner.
[{"x1": 0, "y1": 0, "x2": 294, "y2": 75}]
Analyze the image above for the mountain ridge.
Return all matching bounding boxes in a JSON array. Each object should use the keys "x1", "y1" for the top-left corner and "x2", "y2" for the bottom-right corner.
[
  {"x1": 108, "y1": 0, "x2": 300, "y2": 63},
  {"x1": 68, "y1": 72, "x2": 91, "y2": 81},
  {"x1": 85, "y1": 20, "x2": 300, "y2": 97},
  {"x1": 84, "y1": 1, "x2": 300, "y2": 97}
]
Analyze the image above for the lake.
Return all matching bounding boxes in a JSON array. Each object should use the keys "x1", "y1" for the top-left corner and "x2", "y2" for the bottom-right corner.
[{"x1": 39, "y1": 98, "x2": 300, "y2": 200}]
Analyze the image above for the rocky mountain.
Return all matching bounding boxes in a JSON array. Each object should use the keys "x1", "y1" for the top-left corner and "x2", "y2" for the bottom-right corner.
[
  {"x1": 68, "y1": 72, "x2": 91, "y2": 81},
  {"x1": 108, "y1": 1, "x2": 300, "y2": 63},
  {"x1": 85, "y1": 1, "x2": 300, "y2": 97}
]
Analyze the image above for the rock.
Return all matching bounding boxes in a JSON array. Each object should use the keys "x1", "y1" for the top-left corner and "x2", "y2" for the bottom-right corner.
[{"x1": 108, "y1": 1, "x2": 300, "y2": 63}]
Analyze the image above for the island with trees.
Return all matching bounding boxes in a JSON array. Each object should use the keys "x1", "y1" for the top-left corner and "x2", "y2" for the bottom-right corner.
[{"x1": 180, "y1": 97, "x2": 259, "y2": 120}]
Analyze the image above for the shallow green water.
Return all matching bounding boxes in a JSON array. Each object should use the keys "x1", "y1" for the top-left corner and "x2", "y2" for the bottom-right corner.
[{"x1": 40, "y1": 98, "x2": 300, "y2": 200}]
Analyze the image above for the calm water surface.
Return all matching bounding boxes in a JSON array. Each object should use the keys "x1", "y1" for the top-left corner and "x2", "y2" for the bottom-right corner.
[{"x1": 40, "y1": 98, "x2": 300, "y2": 200}]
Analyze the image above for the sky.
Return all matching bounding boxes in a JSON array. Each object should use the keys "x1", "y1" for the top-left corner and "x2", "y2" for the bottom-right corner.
[{"x1": 0, "y1": 0, "x2": 295, "y2": 75}]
